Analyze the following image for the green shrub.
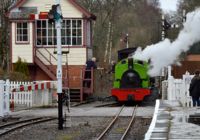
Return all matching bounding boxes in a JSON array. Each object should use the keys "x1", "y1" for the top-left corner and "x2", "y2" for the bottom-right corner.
[
  {"x1": 9, "y1": 57, "x2": 30, "y2": 81},
  {"x1": 14, "y1": 57, "x2": 29, "y2": 77},
  {"x1": 8, "y1": 71, "x2": 30, "y2": 81}
]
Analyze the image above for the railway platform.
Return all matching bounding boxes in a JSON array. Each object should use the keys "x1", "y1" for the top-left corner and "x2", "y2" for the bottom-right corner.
[{"x1": 145, "y1": 100, "x2": 200, "y2": 140}]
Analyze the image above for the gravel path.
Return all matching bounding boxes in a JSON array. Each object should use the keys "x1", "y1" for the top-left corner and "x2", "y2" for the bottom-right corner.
[{"x1": 1, "y1": 116, "x2": 151, "y2": 140}]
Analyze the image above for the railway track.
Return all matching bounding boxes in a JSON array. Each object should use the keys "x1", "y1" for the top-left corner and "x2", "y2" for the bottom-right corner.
[
  {"x1": 0, "y1": 117, "x2": 56, "y2": 137},
  {"x1": 96, "y1": 105, "x2": 137, "y2": 140}
]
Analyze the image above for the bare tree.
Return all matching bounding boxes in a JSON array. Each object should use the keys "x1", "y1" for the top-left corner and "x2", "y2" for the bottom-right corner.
[
  {"x1": 0, "y1": 0, "x2": 16, "y2": 71},
  {"x1": 77, "y1": 0, "x2": 161, "y2": 59}
]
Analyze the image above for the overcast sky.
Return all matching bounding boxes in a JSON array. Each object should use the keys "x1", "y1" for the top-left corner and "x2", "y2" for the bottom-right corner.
[{"x1": 159, "y1": 0, "x2": 180, "y2": 13}]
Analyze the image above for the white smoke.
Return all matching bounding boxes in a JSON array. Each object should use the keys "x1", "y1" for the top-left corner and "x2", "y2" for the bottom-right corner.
[{"x1": 133, "y1": 8, "x2": 200, "y2": 76}]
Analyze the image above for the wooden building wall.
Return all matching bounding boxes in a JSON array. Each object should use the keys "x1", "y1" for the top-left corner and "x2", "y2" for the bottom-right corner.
[{"x1": 172, "y1": 61, "x2": 200, "y2": 78}]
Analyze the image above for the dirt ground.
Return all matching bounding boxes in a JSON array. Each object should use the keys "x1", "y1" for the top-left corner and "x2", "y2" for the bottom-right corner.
[{"x1": 1, "y1": 116, "x2": 151, "y2": 140}]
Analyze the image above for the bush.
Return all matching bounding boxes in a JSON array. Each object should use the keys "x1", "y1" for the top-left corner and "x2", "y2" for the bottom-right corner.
[
  {"x1": 8, "y1": 71, "x2": 30, "y2": 81},
  {"x1": 14, "y1": 57, "x2": 29, "y2": 77}
]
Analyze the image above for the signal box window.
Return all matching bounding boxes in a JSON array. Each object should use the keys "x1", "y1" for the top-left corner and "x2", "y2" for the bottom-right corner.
[
  {"x1": 16, "y1": 22, "x2": 29, "y2": 43},
  {"x1": 36, "y1": 19, "x2": 82, "y2": 46}
]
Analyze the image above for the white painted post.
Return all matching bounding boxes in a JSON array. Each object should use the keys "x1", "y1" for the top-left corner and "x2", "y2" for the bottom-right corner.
[
  {"x1": 0, "y1": 80, "x2": 4, "y2": 117},
  {"x1": 5, "y1": 80, "x2": 10, "y2": 115},
  {"x1": 42, "y1": 89, "x2": 49, "y2": 106},
  {"x1": 55, "y1": 0, "x2": 64, "y2": 129},
  {"x1": 183, "y1": 72, "x2": 193, "y2": 107},
  {"x1": 167, "y1": 76, "x2": 174, "y2": 100}
]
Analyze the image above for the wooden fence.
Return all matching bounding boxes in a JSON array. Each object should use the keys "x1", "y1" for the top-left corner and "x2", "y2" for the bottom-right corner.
[
  {"x1": 0, "y1": 80, "x2": 57, "y2": 117},
  {"x1": 162, "y1": 72, "x2": 193, "y2": 107}
]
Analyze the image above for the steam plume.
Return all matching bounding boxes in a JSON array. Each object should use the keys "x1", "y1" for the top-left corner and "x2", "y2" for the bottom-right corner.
[{"x1": 133, "y1": 8, "x2": 200, "y2": 76}]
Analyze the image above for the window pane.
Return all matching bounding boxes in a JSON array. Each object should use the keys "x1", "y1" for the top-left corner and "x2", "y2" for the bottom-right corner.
[
  {"x1": 61, "y1": 29, "x2": 65, "y2": 36},
  {"x1": 77, "y1": 29, "x2": 81, "y2": 36},
  {"x1": 42, "y1": 37, "x2": 47, "y2": 45},
  {"x1": 42, "y1": 29, "x2": 46, "y2": 36},
  {"x1": 72, "y1": 29, "x2": 76, "y2": 36},
  {"x1": 66, "y1": 20, "x2": 71, "y2": 28},
  {"x1": 54, "y1": 29, "x2": 57, "y2": 36},
  {"x1": 20, "y1": 36, "x2": 23, "y2": 41},
  {"x1": 23, "y1": 29, "x2": 27, "y2": 35},
  {"x1": 48, "y1": 38, "x2": 53, "y2": 45},
  {"x1": 42, "y1": 21, "x2": 46, "y2": 28},
  {"x1": 53, "y1": 38, "x2": 57, "y2": 45},
  {"x1": 67, "y1": 29, "x2": 71, "y2": 36},
  {"x1": 37, "y1": 38, "x2": 42, "y2": 45},
  {"x1": 62, "y1": 22, "x2": 66, "y2": 28},
  {"x1": 37, "y1": 21, "x2": 41, "y2": 28},
  {"x1": 77, "y1": 20, "x2": 81, "y2": 27},
  {"x1": 67, "y1": 37, "x2": 71, "y2": 45},
  {"x1": 23, "y1": 36, "x2": 28, "y2": 41},
  {"x1": 72, "y1": 37, "x2": 77, "y2": 45},
  {"x1": 72, "y1": 20, "x2": 76, "y2": 28},
  {"x1": 23, "y1": 23, "x2": 28, "y2": 28},
  {"x1": 48, "y1": 22, "x2": 53, "y2": 28},
  {"x1": 48, "y1": 29, "x2": 53, "y2": 36},
  {"x1": 61, "y1": 37, "x2": 66, "y2": 45},
  {"x1": 77, "y1": 37, "x2": 82, "y2": 45},
  {"x1": 17, "y1": 23, "x2": 21, "y2": 28},
  {"x1": 37, "y1": 29, "x2": 41, "y2": 35}
]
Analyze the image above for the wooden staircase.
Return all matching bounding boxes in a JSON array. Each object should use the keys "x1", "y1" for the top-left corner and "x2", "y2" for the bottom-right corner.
[
  {"x1": 34, "y1": 48, "x2": 94, "y2": 102},
  {"x1": 34, "y1": 48, "x2": 57, "y2": 80},
  {"x1": 68, "y1": 88, "x2": 83, "y2": 102}
]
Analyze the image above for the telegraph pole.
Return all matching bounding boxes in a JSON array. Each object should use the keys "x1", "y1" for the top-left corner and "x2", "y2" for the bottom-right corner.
[
  {"x1": 161, "y1": 14, "x2": 165, "y2": 41},
  {"x1": 126, "y1": 34, "x2": 129, "y2": 48}
]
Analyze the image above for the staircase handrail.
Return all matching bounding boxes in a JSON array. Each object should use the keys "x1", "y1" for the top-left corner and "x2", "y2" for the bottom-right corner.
[
  {"x1": 36, "y1": 48, "x2": 56, "y2": 66},
  {"x1": 43, "y1": 47, "x2": 57, "y2": 62}
]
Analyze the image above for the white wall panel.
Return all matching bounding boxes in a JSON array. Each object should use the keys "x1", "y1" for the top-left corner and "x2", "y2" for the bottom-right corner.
[
  {"x1": 36, "y1": 48, "x2": 86, "y2": 65},
  {"x1": 12, "y1": 22, "x2": 33, "y2": 63}
]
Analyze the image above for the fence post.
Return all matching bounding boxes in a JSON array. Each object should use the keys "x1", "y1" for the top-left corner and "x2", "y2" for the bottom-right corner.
[
  {"x1": 167, "y1": 76, "x2": 174, "y2": 100},
  {"x1": 5, "y1": 80, "x2": 10, "y2": 115},
  {"x1": 183, "y1": 72, "x2": 193, "y2": 107},
  {"x1": 42, "y1": 89, "x2": 49, "y2": 106},
  {"x1": 0, "y1": 80, "x2": 4, "y2": 117}
]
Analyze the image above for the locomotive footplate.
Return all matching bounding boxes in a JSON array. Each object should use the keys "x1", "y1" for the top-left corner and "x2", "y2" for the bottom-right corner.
[{"x1": 111, "y1": 88, "x2": 151, "y2": 102}]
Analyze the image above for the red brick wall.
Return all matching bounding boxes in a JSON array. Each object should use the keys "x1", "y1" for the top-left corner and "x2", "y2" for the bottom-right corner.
[
  {"x1": 172, "y1": 61, "x2": 200, "y2": 78},
  {"x1": 28, "y1": 65, "x2": 85, "y2": 88}
]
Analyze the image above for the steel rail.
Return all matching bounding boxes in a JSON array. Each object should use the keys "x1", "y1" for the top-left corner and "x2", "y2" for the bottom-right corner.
[
  {"x1": 0, "y1": 117, "x2": 56, "y2": 137},
  {"x1": 96, "y1": 105, "x2": 125, "y2": 140},
  {"x1": 120, "y1": 105, "x2": 138, "y2": 140},
  {"x1": 0, "y1": 117, "x2": 44, "y2": 129}
]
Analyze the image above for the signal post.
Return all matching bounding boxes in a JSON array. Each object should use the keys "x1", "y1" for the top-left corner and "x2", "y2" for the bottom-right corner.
[{"x1": 48, "y1": 0, "x2": 63, "y2": 130}]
